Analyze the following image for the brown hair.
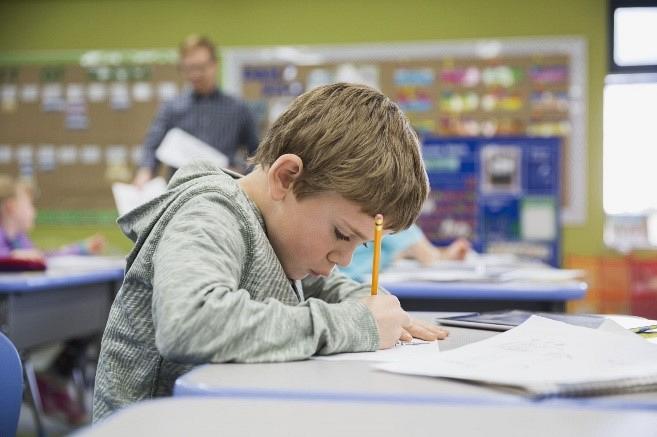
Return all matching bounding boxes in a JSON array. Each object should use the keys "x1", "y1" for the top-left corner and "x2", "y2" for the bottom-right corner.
[
  {"x1": 179, "y1": 34, "x2": 217, "y2": 61},
  {"x1": 250, "y1": 83, "x2": 429, "y2": 231}
]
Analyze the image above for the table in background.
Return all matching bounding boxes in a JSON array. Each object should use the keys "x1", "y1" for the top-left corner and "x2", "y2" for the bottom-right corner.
[
  {"x1": 383, "y1": 280, "x2": 587, "y2": 312},
  {"x1": 0, "y1": 255, "x2": 124, "y2": 436},
  {"x1": 0, "y1": 256, "x2": 125, "y2": 350}
]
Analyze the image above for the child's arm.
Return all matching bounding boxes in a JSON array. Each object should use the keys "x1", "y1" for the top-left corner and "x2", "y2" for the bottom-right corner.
[
  {"x1": 150, "y1": 194, "x2": 381, "y2": 362},
  {"x1": 1, "y1": 232, "x2": 43, "y2": 260},
  {"x1": 48, "y1": 234, "x2": 106, "y2": 256},
  {"x1": 303, "y1": 270, "x2": 449, "y2": 343},
  {"x1": 303, "y1": 270, "x2": 381, "y2": 303},
  {"x1": 397, "y1": 236, "x2": 470, "y2": 265}
]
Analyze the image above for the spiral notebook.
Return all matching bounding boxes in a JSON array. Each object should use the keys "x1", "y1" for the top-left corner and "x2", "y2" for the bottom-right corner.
[{"x1": 377, "y1": 316, "x2": 657, "y2": 398}]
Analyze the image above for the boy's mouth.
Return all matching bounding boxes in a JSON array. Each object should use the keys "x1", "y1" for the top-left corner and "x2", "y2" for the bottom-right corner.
[{"x1": 310, "y1": 266, "x2": 335, "y2": 277}]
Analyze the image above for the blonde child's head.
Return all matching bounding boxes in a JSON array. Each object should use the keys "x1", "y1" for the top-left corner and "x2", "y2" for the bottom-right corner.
[
  {"x1": 0, "y1": 175, "x2": 36, "y2": 232},
  {"x1": 251, "y1": 83, "x2": 429, "y2": 232}
]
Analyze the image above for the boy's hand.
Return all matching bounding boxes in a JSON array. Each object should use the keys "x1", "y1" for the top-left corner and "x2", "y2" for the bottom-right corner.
[
  {"x1": 360, "y1": 295, "x2": 410, "y2": 349},
  {"x1": 84, "y1": 234, "x2": 106, "y2": 255},
  {"x1": 440, "y1": 238, "x2": 471, "y2": 261},
  {"x1": 401, "y1": 318, "x2": 449, "y2": 341}
]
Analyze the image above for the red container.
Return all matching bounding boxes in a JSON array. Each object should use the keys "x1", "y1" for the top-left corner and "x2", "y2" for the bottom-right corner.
[{"x1": 628, "y1": 258, "x2": 657, "y2": 319}]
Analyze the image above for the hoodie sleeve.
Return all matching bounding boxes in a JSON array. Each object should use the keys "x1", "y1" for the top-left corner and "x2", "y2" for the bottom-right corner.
[
  {"x1": 151, "y1": 192, "x2": 379, "y2": 363},
  {"x1": 302, "y1": 269, "x2": 388, "y2": 303}
]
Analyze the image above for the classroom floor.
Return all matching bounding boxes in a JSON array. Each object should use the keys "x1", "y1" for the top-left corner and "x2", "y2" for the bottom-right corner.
[
  {"x1": 17, "y1": 403, "x2": 84, "y2": 437},
  {"x1": 16, "y1": 343, "x2": 96, "y2": 436},
  {"x1": 16, "y1": 380, "x2": 93, "y2": 436}
]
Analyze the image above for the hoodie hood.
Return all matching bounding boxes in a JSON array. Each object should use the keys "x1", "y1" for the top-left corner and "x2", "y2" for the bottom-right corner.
[{"x1": 117, "y1": 162, "x2": 243, "y2": 266}]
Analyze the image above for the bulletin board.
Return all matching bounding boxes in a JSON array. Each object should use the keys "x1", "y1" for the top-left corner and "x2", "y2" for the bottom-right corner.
[
  {"x1": 221, "y1": 37, "x2": 587, "y2": 224},
  {"x1": 419, "y1": 136, "x2": 561, "y2": 266},
  {"x1": 0, "y1": 49, "x2": 182, "y2": 224}
]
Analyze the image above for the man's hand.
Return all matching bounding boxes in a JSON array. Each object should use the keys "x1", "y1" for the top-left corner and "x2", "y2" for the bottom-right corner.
[
  {"x1": 360, "y1": 295, "x2": 410, "y2": 349},
  {"x1": 132, "y1": 167, "x2": 153, "y2": 189}
]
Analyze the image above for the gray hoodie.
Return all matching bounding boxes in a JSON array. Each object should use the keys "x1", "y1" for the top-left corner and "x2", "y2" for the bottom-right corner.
[{"x1": 92, "y1": 162, "x2": 379, "y2": 421}]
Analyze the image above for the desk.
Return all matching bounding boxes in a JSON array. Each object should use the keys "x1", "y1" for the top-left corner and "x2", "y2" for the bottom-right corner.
[
  {"x1": 0, "y1": 256, "x2": 124, "y2": 350},
  {"x1": 78, "y1": 397, "x2": 657, "y2": 437},
  {"x1": 0, "y1": 256, "x2": 124, "y2": 436},
  {"x1": 174, "y1": 313, "x2": 657, "y2": 413},
  {"x1": 383, "y1": 280, "x2": 587, "y2": 312}
]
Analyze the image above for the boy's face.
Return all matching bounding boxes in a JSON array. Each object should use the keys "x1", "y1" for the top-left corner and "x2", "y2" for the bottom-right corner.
[
  {"x1": 267, "y1": 191, "x2": 378, "y2": 280},
  {"x1": 8, "y1": 188, "x2": 36, "y2": 232}
]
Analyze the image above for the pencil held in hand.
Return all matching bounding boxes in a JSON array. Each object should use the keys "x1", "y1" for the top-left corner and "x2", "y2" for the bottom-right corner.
[{"x1": 371, "y1": 214, "x2": 384, "y2": 296}]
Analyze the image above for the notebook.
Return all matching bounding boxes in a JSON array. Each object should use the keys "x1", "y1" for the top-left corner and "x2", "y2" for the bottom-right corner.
[
  {"x1": 435, "y1": 310, "x2": 605, "y2": 331},
  {"x1": 0, "y1": 257, "x2": 47, "y2": 272},
  {"x1": 378, "y1": 316, "x2": 657, "y2": 398}
]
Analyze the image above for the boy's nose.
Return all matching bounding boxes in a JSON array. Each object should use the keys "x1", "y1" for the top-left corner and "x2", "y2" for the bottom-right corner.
[{"x1": 328, "y1": 248, "x2": 354, "y2": 268}]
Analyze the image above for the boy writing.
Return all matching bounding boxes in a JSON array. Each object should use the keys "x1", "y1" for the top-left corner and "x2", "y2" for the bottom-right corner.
[{"x1": 93, "y1": 83, "x2": 447, "y2": 421}]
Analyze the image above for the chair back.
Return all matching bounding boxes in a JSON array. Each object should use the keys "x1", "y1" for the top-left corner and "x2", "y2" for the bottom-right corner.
[{"x1": 0, "y1": 332, "x2": 23, "y2": 437}]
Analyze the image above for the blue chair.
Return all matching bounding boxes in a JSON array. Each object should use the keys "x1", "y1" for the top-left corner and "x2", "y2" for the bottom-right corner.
[{"x1": 0, "y1": 332, "x2": 23, "y2": 437}]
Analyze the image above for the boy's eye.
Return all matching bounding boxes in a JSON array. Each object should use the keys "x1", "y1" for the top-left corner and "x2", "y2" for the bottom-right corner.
[
  {"x1": 361, "y1": 242, "x2": 369, "y2": 248},
  {"x1": 334, "y1": 228, "x2": 350, "y2": 242}
]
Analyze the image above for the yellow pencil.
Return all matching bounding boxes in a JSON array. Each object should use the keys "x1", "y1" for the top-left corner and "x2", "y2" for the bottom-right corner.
[{"x1": 371, "y1": 214, "x2": 383, "y2": 296}]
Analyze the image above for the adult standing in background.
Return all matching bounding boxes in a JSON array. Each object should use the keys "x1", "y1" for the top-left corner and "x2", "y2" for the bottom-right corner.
[{"x1": 133, "y1": 35, "x2": 259, "y2": 186}]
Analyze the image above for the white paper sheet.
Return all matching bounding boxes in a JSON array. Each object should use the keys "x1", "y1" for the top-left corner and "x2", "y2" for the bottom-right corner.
[
  {"x1": 602, "y1": 314, "x2": 657, "y2": 330},
  {"x1": 46, "y1": 255, "x2": 125, "y2": 271},
  {"x1": 497, "y1": 268, "x2": 585, "y2": 282},
  {"x1": 378, "y1": 269, "x2": 489, "y2": 283},
  {"x1": 377, "y1": 316, "x2": 657, "y2": 394},
  {"x1": 313, "y1": 339, "x2": 440, "y2": 363},
  {"x1": 377, "y1": 257, "x2": 580, "y2": 284},
  {"x1": 155, "y1": 128, "x2": 228, "y2": 169},
  {"x1": 112, "y1": 177, "x2": 167, "y2": 216},
  {"x1": 603, "y1": 315, "x2": 657, "y2": 345}
]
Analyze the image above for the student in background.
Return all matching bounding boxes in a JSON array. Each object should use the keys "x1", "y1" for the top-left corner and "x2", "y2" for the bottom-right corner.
[
  {"x1": 133, "y1": 34, "x2": 259, "y2": 186},
  {"x1": 341, "y1": 224, "x2": 471, "y2": 282},
  {"x1": 94, "y1": 83, "x2": 447, "y2": 420},
  {"x1": 0, "y1": 175, "x2": 105, "y2": 259},
  {"x1": 1, "y1": 175, "x2": 106, "y2": 424}
]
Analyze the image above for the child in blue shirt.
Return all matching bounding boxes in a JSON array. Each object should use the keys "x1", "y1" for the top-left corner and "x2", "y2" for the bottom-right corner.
[{"x1": 341, "y1": 224, "x2": 470, "y2": 281}]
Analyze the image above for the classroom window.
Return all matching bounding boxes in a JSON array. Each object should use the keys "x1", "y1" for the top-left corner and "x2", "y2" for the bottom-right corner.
[{"x1": 603, "y1": 76, "x2": 657, "y2": 249}]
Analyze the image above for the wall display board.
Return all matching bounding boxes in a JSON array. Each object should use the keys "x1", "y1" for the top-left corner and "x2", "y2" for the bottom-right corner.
[
  {"x1": 0, "y1": 49, "x2": 182, "y2": 224},
  {"x1": 222, "y1": 37, "x2": 586, "y2": 224},
  {"x1": 419, "y1": 136, "x2": 561, "y2": 266}
]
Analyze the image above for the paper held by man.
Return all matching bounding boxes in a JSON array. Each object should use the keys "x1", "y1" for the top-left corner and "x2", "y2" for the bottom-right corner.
[
  {"x1": 155, "y1": 127, "x2": 229, "y2": 169},
  {"x1": 112, "y1": 129, "x2": 228, "y2": 216}
]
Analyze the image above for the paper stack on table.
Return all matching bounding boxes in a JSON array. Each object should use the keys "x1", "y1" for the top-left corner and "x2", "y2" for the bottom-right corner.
[
  {"x1": 377, "y1": 316, "x2": 657, "y2": 397},
  {"x1": 313, "y1": 339, "x2": 440, "y2": 363}
]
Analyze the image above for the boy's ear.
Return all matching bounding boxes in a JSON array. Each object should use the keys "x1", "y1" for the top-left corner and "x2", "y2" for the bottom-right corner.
[{"x1": 267, "y1": 154, "x2": 303, "y2": 201}]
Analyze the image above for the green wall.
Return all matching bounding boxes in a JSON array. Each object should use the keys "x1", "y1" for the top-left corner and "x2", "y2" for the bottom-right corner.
[{"x1": 0, "y1": 0, "x2": 607, "y2": 257}]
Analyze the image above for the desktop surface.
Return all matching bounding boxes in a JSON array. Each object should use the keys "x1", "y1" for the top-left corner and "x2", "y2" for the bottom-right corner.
[
  {"x1": 80, "y1": 394, "x2": 657, "y2": 437},
  {"x1": 174, "y1": 313, "x2": 657, "y2": 411}
]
